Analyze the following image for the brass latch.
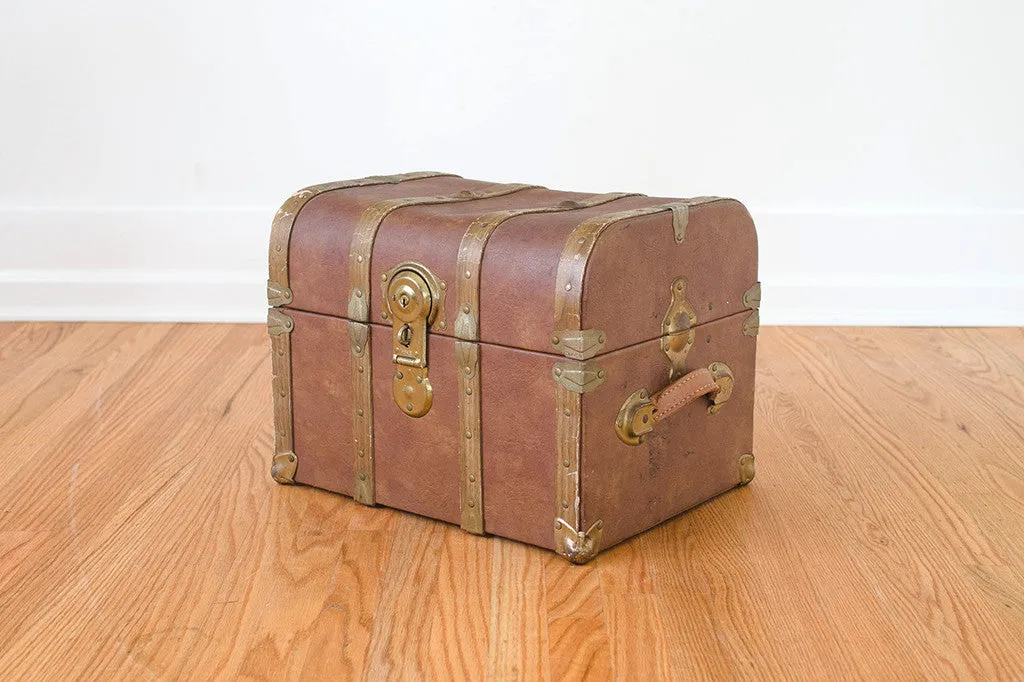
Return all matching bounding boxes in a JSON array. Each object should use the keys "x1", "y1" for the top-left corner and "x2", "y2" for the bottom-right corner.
[{"x1": 381, "y1": 262, "x2": 447, "y2": 418}]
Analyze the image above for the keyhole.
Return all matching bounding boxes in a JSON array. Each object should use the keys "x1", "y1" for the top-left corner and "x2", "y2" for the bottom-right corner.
[
  {"x1": 399, "y1": 293, "x2": 411, "y2": 308},
  {"x1": 398, "y1": 324, "x2": 413, "y2": 347}
]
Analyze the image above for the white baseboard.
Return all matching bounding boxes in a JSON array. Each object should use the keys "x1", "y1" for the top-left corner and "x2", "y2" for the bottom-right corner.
[{"x1": 2, "y1": 207, "x2": 1022, "y2": 325}]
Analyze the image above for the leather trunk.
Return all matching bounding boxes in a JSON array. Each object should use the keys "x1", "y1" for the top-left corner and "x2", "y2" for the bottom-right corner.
[{"x1": 267, "y1": 172, "x2": 760, "y2": 563}]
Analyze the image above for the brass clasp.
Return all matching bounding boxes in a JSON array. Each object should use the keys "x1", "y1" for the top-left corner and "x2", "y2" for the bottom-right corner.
[{"x1": 381, "y1": 262, "x2": 447, "y2": 417}]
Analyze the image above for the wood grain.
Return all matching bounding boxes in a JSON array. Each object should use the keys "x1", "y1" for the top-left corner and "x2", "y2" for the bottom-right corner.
[{"x1": 0, "y1": 323, "x2": 1022, "y2": 680}]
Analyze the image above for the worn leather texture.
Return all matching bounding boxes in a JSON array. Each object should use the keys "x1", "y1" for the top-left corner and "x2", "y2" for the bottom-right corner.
[
  {"x1": 581, "y1": 312, "x2": 757, "y2": 549},
  {"x1": 651, "y1": 367, "x2": 720, "y2": 423},
  {"x1": 276, "y1": 172, "x2": 758, "y2": 555}
]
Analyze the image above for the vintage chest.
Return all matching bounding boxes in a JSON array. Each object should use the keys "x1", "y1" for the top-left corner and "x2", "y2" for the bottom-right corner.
[{"x1": 267, "y1": 172, "x2": 760, "y2": 563}]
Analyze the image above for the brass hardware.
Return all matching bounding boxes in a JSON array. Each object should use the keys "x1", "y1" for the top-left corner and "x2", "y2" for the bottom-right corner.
[
  {"x1": 554, "y1": 519, "x2": 603, "y2": 564},
  {"x1": 707, "y1": 362, "x2": 734, "y2": 415},
  {"x1": 552, "y1": 361, "x2": 606, "y2": 394},
  {"x1": 742, "y1": 281, "x2": 761, "y2": 337},
  {"x1": 743, "y1": 282, "x2": 761, "y2": 309},
  {"x1": 271, "y1": 451, "x2": 297, "y2": 484},
  {"x1": 381, "y1": 262, "x2": 445, "y2": 418},
  {"x1": 269, "y1": 171, "x2": 454, "y2": 303},
  {"x1": 453, "y1": 192, "x2": 636, "y2": 341},
  {"x1": 267, "y1": 309, "x2": 296, "y2": 484},
  {"x1": 614, "y1": 388, "x2": 656, "y2": 446},
  {"x1": 550, "y1": 329, "x2": 607, "y2": 360},
  {"x1": 614, "y1": 361, "x2": 736, "y2": 445},
  {"x1": 739, "y1": 453, "x2": 756, "y2": 485},
  {"x1": 267, "y1": 280, "x2": 293, "y2": 307},
  {"x1": 456, "y1": 341, "x2": 484, "y2": 534},
  {"x1": 662, "y1": 277, "x2": 698, "y2": 380},
  {"x1": 349, "y1": 183, "x2": 537, "y2": 324},
  {"x1": 350, "y1": 319, "x2": 375, "y2": 505},
  {"x1": 554, "y1": 380, "x2": 583, "y2": 558}
]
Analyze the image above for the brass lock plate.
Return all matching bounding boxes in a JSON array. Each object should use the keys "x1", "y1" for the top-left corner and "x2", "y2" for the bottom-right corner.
[{"x1": 381, "y1": 262, "x2": 447, "y2": 417}]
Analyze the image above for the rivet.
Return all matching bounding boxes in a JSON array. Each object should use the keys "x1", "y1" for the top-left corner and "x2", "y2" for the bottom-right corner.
[
  {"x1": 279, "y1": 389, "x2": 286, "y2": 397},
  {"x1": 578, "y1": 237, "x2": 585, "y2": 244},
  {"x1": 275, "y1": 245, "x2": 282, "y2": 252},
  {"x1": 465, "y1": 387, "x2": 472, "y2": 395},
  {"x1": 468, "y1": 500, "x2": 475, "y2": 507},
  {"x1": 706, "y1": 335, "x2": 712, "y2": 344},
  {"x1": 356, "y1": 255, "x2": 364, "y2": 262},
  {"x1": 551, "y1": 335, "x2": 560, "y2": 345},
  {"x1": 439, "y1": 321, "x2": 447, "y2": 330},
  {"x1": 404, "y1": 385, "x2": 413, "y2": 395},
  {"x1": 354, "y1": 345, "x2": 362, "y2": 353},
  {"x1": 382, "y1": 274, "x2": 388, "y2": 281},
  {"x1": 464, "y1": 270, "x2": 471, "y2": 278},
  {"x1": 563, "y1": 408, "x2": 571, "y2": 416},
  {"x1": 416, "y1": 376, "x2": 423, "y2": 384},
  {"x1": 354, "y1": 288, "x2": 363, "y2": 298},
  {"x1": 359, "y1": 472, "x2": 366, "y2": 481},
  {"x1": 554, "y1": 367, "x2": 562, "y2": 376},
  {"x1": 469, "y1": 474, "x2": 476, "y2": 482},
  {"x1": 462, "y1": 304, "x2": 471, "y2": 314},
  {"x1": 382, "y1": 312, "x2": 388, "y2": 320},
  {"x1": 406, "y1": 403, "x2": 413, "y2": 411},
  {"x1": 439, "y1": 281, "x2": 446, "y2": 290},
  {"x1": 597, "y1": 369, "x2": 606, "y2": 379},
  {"x1": 277, "y1": 348, "x2": 284, "y2": 356},
  {"x1": 555, "y1": 521, "x2": 563, "y2": 530},
  {"x1": 358, "y1": 449, "x2": 364, "y2": 457},
  {"x1": 465, "y1": 430, "x2": 472, "y2": 439},
  {"x1": 396, "y1": 371, "x2": 404, "y2": 379},
  {"x1": 464, "y1": 366, "x2": 472, "y2": 375},
  {"x1": 356, "y1": 408, "x2": 364, "y2": 416},
  {"x1": 598, "y1": 334, "x2": 605, "y2": 343},
  {"x1": 288, "y1": 453, "x2": 296, "y2": 462},
  {"x1": 562, "y1": 499, "x2": 570, "y2": 509},
  {"x1": 357, "y1": 365, "x2": 364, "y2": 373},
  {"x1": 562, "y1": 459, "x2": 570, "y2": 467},
  {"x1": 565, "y1": 283, "x2": 572, "y2": 291},
  {"x1": 676, "y1": 281, "x2": 684, "y2": 290}
]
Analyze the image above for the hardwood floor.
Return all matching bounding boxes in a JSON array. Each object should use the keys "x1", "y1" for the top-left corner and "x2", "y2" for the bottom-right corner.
[{"x1": 0, "y1": 323, "x2": 1022, "y2": 680}]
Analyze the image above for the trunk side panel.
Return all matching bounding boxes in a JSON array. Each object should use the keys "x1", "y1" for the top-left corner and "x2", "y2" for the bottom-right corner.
[
  {"x1": 581, "y1": 312, "x2": 757, "y2": 549},
  {"x1": 582, "y1": 199, "x2": 759, "y2": 352}
]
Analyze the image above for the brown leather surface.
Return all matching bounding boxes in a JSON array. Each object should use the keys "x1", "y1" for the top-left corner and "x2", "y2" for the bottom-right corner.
[
  {"x1": 278, "y1": 173, "x2": 759, "y2": 555},
  {"x1": 479, "y1": 344, "x2": 558, "y2": 550},
  {"x1": 289, "y1": 308, "x2": 354, "y2": 495},
  {"x1": 287, "y1": 178, "x2": 756, "y2": 357},
  {"x1": 651, "y1": 367, "x2": 720, "y2": 423},
  {"x1": 581, "y1": 312, "x2": 757, "y2": 549},
  {"x1": 581, "y1": 199, "x2": 758, "y2": 353}
]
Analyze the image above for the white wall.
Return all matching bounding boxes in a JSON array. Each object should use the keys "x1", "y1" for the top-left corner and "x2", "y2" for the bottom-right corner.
[{"x1": 1, "y1": 0, "x2": 1022, "y2": 324}]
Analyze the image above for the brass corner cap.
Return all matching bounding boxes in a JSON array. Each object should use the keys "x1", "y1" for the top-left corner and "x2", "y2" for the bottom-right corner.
[
  {"x1": 739, "y1": 453, "x2": 756, "y2": 485},
  {"x1": 554, "y1": 519, "x2": 603, "y2": 564},
  {"x1": 271, "y1": 451, "x2": 297, "y2": 484}
]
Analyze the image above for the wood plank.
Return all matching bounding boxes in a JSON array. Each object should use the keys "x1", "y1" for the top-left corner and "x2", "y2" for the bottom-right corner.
[{"x1": 0, "y1": 324, "x2": 1022, "y2": 679}]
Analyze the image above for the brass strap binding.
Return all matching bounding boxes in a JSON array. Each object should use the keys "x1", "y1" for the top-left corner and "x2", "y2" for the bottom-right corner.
[
  {"x1": 347, "y1": 182, "x2": 538, "y2": 506},
  {"x1": 549, "y1": 196, "x2": 726, "y2": 562},
  {"x1": 268, "y1": 309, "x2": 297, "y2": 484},
  {"x1": 268, "y1": 171, "x2": 456, "y2": 307},
  {"x1": 452, "y1": 191, "x2": 635, "y2": 534}
]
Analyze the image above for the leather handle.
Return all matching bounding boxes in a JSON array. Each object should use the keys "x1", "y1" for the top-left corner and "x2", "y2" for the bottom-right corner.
[{"x1": 614, "y1": 362, "x2": 734, "y2": 446}]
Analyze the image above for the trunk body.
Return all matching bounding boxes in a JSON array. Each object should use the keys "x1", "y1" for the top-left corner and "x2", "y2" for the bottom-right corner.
[{"x1": 268, "y1": 172, "x2": 759, "y2": 562}]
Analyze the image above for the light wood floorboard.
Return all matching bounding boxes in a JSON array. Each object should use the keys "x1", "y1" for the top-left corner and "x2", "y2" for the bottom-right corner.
[{"x1": 0, "y1": 324, "x2": 1021, "y2": 680}]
